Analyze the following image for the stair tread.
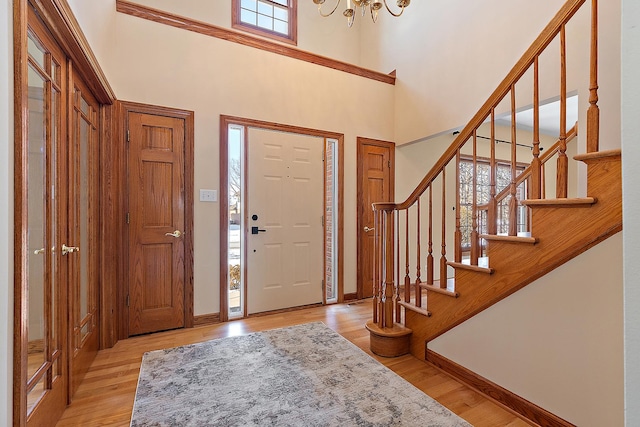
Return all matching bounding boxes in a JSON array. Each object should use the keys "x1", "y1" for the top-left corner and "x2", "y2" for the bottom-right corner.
[
  {"x1": 420, "y1": 279, "x2": 459, "y2": 298},
  {"x1": 398, "y1": 300, "x2": 431, "y2": 317},
  {"x1": 574, "y1": 149, "x2": 621, "y2": 161},
  {"x1": 521, "y1": 197, "x2": 597, "y2": 207},
  {"x1": 480, "y1": 234, "x2": 539, "y2": 244},
  {"x1": 448, "y1": 261, "x2": 494, "y2": 274}
]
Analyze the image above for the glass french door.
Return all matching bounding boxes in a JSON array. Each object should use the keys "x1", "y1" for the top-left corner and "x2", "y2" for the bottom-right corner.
[
  {"x1": 18, "y1": 9, "x2": 69, "y2": 425},
  {"x1": 68, "y1": 71, "x2": 100, "y2": 396},
  {"x1": 15, "y1": 6, "x2": 101, "y2": 425}
]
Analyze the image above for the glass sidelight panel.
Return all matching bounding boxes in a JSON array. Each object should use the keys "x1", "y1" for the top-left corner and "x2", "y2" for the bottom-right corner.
[
  {"x1": 325, "y1": 139, "x2": 338, "y2": 303},
  {"x1": 228, "y1": 125, "x2": 244, "y2": 318}
]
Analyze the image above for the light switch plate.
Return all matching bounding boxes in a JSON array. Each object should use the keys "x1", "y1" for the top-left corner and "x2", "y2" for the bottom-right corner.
[{"x1": 200, "y1": 189, "x2": 217, "y2": 202}]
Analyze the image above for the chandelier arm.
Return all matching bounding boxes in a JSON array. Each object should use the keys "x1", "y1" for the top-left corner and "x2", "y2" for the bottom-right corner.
[
  {"x1": 382, "y1": 0, "x2": 406, "y2": 17},
  {"x1": 370, "y1": 6, "x2": 379, "y2": 23},
  {"x1": 318, "y1": 0, "x2": 343, "y2": 17}
]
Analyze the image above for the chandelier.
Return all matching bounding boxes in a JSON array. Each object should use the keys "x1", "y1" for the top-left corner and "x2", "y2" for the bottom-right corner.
[{"x1": 313, "y1": 0, "x2": 410, "y2": 27}]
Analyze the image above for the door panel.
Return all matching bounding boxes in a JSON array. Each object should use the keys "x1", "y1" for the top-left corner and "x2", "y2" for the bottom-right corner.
[
  {"x1": 247, "y1": 129, "x2": 323, "y2": 314},
  {"x1": 128, "y1": 112, "x2": 186, "y2": 335},
  {"x1": 20, "y1": 11, "x2": 68, "y2": 425},
  {"x1": 357, "y1": 139, "x2": 394, "y2": 299},
  {"x1": 68, "y1": 74, "x2": 100, "y2": 396}
]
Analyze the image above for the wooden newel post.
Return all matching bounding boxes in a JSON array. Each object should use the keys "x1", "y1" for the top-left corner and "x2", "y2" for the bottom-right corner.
[{"x1": 366, "y1": 203, "x2": 411, "y2": 358}]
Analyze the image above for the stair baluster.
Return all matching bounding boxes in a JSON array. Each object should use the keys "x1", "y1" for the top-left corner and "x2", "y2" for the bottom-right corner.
[
  {"x1": 440, "y1": 170, "x2": 448, "y2": 288},
  {"x1": 427, "y1": 186, "x2": 434, "y2": 286},
  {"x1": 455, "y1": 149, "x2": 462, "y2": 263},
  {"x1": 415, "y1": 199, "x2": 422, "y2": 307},
  {"x1": 531, "y1": 57, "x2": 543, "y2": 199},
  {"x1": 404, "y1": 209, "x2": 410, "y2": 303},
  {"x1": 509, "y1": 86, "x2": 519, "y2": 236},
  {"x1": 557, "y1": 25, "x2": 569, "y2": 198},
  {"x1": 587, "y1": 0, "x2": 599, "y2": 153}
]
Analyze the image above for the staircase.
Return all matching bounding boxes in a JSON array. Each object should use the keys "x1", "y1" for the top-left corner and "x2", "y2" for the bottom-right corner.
[{"x1": 366, "y1": 0, "x2": 619, "y2": 363}]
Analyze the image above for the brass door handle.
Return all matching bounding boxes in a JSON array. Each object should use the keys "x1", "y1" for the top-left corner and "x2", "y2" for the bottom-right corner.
[
  {"x1": 62, "y1": 244, "x2": 79, "y2": 256},
  {"x1": 364, "y1": 227, "x2": 375, "y2": 232},
  {"x1": 33, "y1": 248, "x2": 45, "y2": 255},
  {"x1": 165, "y1": 230, "x2": 182, "y2": 238}
]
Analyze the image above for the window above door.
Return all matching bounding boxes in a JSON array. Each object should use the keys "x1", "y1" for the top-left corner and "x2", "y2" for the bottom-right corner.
[{"x1": 232, "y1": 0, "x2": 298, "y2": 45}]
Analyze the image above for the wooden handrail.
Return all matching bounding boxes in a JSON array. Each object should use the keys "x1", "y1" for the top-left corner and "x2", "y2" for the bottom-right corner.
[
  {"x1": 376, "y1": 0, "x2": 586, "y2": 212},
  {"x1": 477, "y1": 123, "x2": 578, "y2": 211}
]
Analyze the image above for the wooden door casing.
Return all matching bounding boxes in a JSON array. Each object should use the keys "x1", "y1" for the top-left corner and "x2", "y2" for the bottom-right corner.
[
  {"x1": 357, "y1": 138, "x2": 395, "y2": 299},
  {"x1": 122, "y1": 102, "x2": 194, "y2": 337},
  {"x1": 219, "y1": 116, "x2": 345, "y2": 321}
]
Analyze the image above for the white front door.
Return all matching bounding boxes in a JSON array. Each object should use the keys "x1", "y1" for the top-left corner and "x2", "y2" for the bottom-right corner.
[{"x1": 247, "y1": 128, "x2": 323, "y2": 314}]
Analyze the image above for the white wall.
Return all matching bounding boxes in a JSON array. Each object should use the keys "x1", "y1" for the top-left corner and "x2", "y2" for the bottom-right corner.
[
  {"x1": 429, "y1": 233, "x2": 624, "y2": 427},
  {"x1": 621, "y1": 0, "x2": 640, "y2": 424},
  {"x1": 1, "y1": 0, "x2": 14, "y2": 425},
  {"x1": 68, "y1": 3, "x2": 396, "y2": 316}
]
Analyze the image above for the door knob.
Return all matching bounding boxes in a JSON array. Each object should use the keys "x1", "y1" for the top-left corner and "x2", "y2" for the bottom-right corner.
[
  {"x1": 33, "y1": 248, "x2": 45, "y2": 255},
  {"x1": 165, "y1": 230, "x2": 183, "y2": 238},
  {"x1": 62, "y1": 244, "x2": 79, "y2": 256},
  {"x1": 364, "y1": 226, "x2": 375, "y2": 232}
]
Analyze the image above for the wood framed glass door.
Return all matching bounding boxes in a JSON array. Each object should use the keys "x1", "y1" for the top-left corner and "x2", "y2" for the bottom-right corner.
[
  {"x1": 14, "y1": 8, "x2": 69, "y2": 425},
  {"x1": 68, "y1": 71, "x2": 100, "y2": 396},
  {"x1": 15, "y1": 5, "x2": 104, "y2": 425}
]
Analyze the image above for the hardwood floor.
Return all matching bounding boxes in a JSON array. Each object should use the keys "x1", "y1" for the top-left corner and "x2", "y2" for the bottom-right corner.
[{"x1": 56, "y1": 300, "x2": 531, "y2": 426}]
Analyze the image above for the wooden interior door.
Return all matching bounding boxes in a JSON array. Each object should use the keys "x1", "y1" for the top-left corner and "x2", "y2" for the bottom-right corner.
[
  {"x1": 357, "y1": 138, "x2": 395, "y2": 299},
  {"x1": 246, "y1": 128, "x2": 324, "y2": 314},
  {"x1": 126, "y1": 109, "x2": 188, "y2": 336},
  {"x1": 18, "y1": 9, "x2": 69, "y2": 426},
  {"x1": 67, "y1": 72, "x2": 100, "y2": 396}
]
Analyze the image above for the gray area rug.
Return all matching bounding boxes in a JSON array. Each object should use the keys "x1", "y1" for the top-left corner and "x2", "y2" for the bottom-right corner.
[{"x1": 131, "y1": 322, "x2": 472, "y2": 426}]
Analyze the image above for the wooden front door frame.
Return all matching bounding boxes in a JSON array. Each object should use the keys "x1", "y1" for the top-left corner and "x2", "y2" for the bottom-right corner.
[
  {"x1": 356, "y1": 137, "x2": 395, "y2": 300},
  {"x1": 118, "y1": 101, "x2": 194, "y2": 339},
  {"x1": 219, "y1": 116, "x2": 344, "y2": 322}
]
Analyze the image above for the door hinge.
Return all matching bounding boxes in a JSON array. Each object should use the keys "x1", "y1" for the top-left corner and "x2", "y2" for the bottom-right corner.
[
  {"x1": 127, "y1": 129, "x2": 130, "y2": 142},
  {"x1": 321, "y1": 215, "x2": 324, "y2": 226},
  {"x1": 126, "y1": 212, "x2": 130, "y2": 224},
  {"x1": 322, "y1": 152, "x2": 325, "y2": 162},
  {"x1": 126, "y1": 294, "x2": 130, "y2": 307},
  {"x1": 322, "y1": 279, "x2": 325, "y2": 289},
  {"x1": 388, "y1": 160, "x2": 391, "y2": 168}
]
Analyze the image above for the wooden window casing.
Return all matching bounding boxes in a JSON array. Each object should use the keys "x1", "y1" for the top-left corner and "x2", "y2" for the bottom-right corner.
[{"x1": 232, "y1": 0, "x2": 298, "y2": 45}]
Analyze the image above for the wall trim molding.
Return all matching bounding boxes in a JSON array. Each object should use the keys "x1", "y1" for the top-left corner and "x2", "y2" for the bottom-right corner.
[
  {"x1": 193, "y1": 313, "x2": 221, "y2": 327},
  {"x1": 425, "y1": 349, "x2": 575, "y2": 427},
  {"x1": 115, "y1": 0, "x2": 396, "y2": 86},
  {"x1": 343, "y1": 292, "x2": 358, "y2": 301}
]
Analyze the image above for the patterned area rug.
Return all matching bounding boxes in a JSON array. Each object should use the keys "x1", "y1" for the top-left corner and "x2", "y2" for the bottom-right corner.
[{"x1": 131, "y1": 322, "x2": 471, "y2": 426}]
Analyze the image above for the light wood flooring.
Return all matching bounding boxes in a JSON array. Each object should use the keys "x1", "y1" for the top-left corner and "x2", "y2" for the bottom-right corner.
[{"x1": 56, "y1": 300, "x2": 531, "y2": 426}]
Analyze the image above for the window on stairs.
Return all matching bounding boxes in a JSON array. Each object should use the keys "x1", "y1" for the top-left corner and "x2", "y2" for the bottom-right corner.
[
  {"x1": 458, "y1": 156, "x2": 527, "y2": 251},
  {"x1": 232, "y1": 0, "x2": 298, "y2": 45}
]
